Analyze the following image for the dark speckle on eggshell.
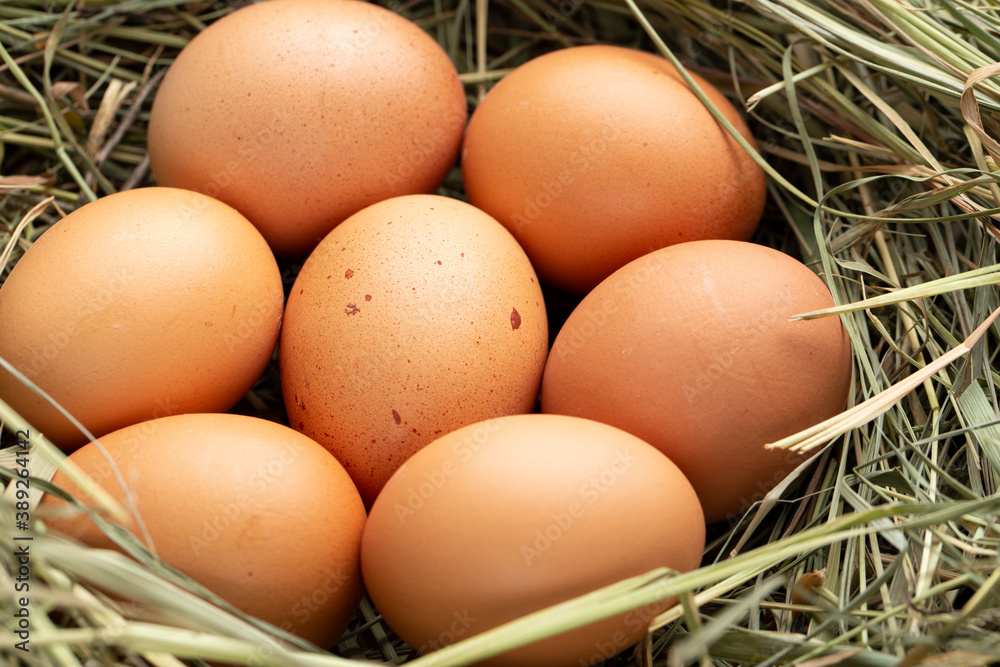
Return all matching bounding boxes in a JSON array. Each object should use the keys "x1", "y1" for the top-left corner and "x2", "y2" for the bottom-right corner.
[{"x1": 279, "y1": 194, "x2": 548, "y2": 506}]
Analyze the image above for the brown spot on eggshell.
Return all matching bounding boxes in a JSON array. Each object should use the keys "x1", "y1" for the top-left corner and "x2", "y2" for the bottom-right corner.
[
  {"x1": 365, "y1": 294, "x2": 372, "y2": 301},
  {"x1": 510, "y1": 308, "x2": 521, "y2": 330},
  {"x1": 345, "y1": 269, "x2": 354, "y2": 279},
  {"x1": 279, "y1": 194, "x2": 548, "y2": 506},
  {"x1": 392, "y1": 409, "x2": 401, "y2": 425},
  {"x1": 345, "y1": 303, "x2": 360, "y2": 316}
]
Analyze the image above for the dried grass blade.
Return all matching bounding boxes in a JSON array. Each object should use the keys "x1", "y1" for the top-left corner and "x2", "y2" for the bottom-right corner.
[
  {"x1": 960, "y1": 61, "x2": 1000, "y2": 165},
  {"x1": 39, "y1": 538, "x2": 320, "y2": 665},
  {"x1": 668, "y1": 577, "x2": 783, "y2": 667},
  {"x1": 0, "y1": 39, "x2": 96, "y2": 201},
  {"x1": 768, "y1": 307, "x2": 1000, "y2": 453},
  {"x1": 791, "y1": 264, "x2": 1000, "y2": 320},
  {"x1": 835, "y1": 62, "x2": 943, "y2": 172},
  {"x1": 0, "y1": 395, "x2": 126, "y2": 521},
  {"x1": 954, "y1": 383, "x2": 1000, "y2": 491},
  {"x1": 0, "y1": 195, "x2": 51, "y2": 272},
  {"x1": 87, "y1": 78, "x2": 137, "y2": 158}
]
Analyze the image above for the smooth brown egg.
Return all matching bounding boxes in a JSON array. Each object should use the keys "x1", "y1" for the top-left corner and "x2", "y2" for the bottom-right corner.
[
  {"x1": 41, "y1": 413, "x2": 366, "y2": 648},
  {"x1": 540, "y1": 240, "x2": 853, "y2": 524},
  {"x1": 280, "y1": 194, "x2": 547, "y2": 506},
  {"x1": 148, "y1": 0, "x2": 467, "y2": 257},
  {"x1": 462, "y1": 44, "x2": 766, "y2": 294},
  {"x1": 361, "y1": 414, "x2": 705, "y2": 667},
  {"x1": 0, "y1": 187, "x2": 283, "y2": 450}
]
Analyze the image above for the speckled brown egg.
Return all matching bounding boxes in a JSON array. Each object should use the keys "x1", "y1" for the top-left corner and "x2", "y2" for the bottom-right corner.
[
  {"x1": 0, "y1": 187, "x2": 283, "y2": 450},
  {"x1": 361, "y1": 414, "x2": 705, "y2": 666},
  {"x1": 148, "y1": 0, "x2": 467, "y2": 257},
  {"x1": 541, "y1": 240, "x2": 853, "y2": 524},
  {"x1": 280, "y1": 194, "x2": 547, "y2": 505},
  {"x1": 461, "y1": 44, "x2": 766, "y2": 294},
  {"x1": 41, "y1": 413, "x2": 366, "y2": 648}
]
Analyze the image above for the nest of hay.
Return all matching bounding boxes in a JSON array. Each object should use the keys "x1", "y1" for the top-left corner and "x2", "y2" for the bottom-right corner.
[{"x1": 1, "y1": 0, "x2": 999, "y2": 665}]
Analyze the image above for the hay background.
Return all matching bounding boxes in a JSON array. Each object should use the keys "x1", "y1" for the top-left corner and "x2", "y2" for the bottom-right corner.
[{"x1": 1, "y1": 0, "x2": 1000, "y2": 666}]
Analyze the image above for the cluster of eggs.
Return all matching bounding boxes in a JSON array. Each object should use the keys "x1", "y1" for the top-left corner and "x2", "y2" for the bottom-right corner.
[{"x1": 0, "y1": 0, "x2": 853, "y2": 663}]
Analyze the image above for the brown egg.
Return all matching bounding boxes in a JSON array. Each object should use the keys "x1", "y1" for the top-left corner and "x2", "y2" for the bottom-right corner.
[
  {"x1": 41, "y1": 413, "x2": 366, "y2": 648},
  {"x1": 280, "y1": 194, "x2": 547, "y2": 506},
  {"x1": 0, "y1": 187, "x2": 283, "y2": 450},
  {"x1": 540, "y1": 240, "x2": 853, "y2": 524},
  {"x1": 461, "y1": 44, "x2": 766, "y2": 294},
  {"x1": 148, "y1": 0, "x2": 467, "y2": 257},
  {"x1": 361, "y1": 414, "x2": 705, "y2": 667}
]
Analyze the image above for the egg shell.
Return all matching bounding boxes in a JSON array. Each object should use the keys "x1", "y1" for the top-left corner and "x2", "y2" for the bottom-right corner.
[
  {"x1": 540, "y1": 240, "x2": 853, "y2": 524},
  {"x1": 148, "y1": 0, "x2": 467, "y2": 257},
  {"x1": 0, "y1": 187, "x2": 283, "y2": 450},
  {"x1": 361, "y1": 413, "x2": 705, "y2": 667},
  {"x1": 41, "y1": 413, "x2": 366, "y2": 648},
  {"x1": 280, "y1": 194, "x2": 547, "y2": 506},
  {"x1": 461, "y1": 44, "x2": 766, "y2": 294}
]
